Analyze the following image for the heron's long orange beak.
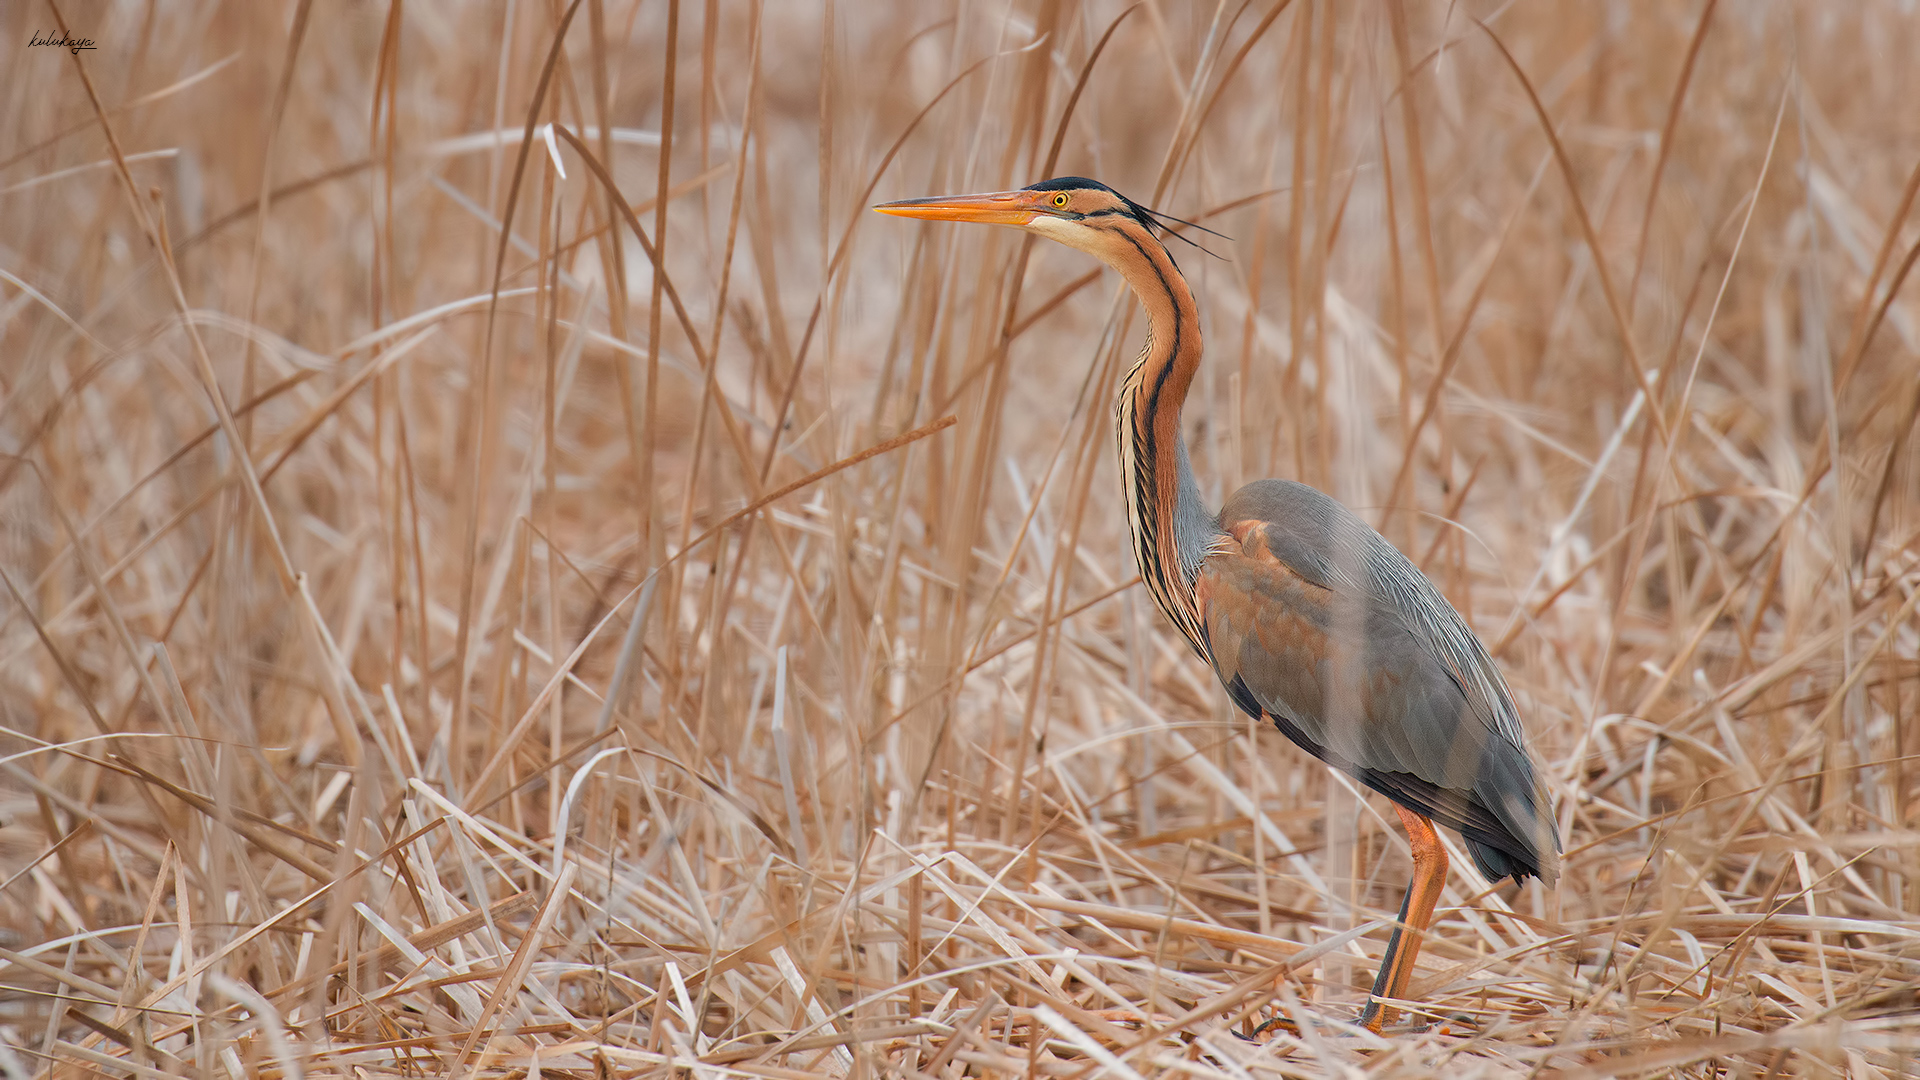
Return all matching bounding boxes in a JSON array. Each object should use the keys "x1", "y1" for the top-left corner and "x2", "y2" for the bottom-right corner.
[{"x1": 872, "y1": 190, "x2": 1042, "y2": 226}]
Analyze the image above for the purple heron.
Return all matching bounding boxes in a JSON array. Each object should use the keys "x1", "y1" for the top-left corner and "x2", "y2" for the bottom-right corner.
[{"x1": 876, "y1": 178, "x2": 1561, "y2": 1033}]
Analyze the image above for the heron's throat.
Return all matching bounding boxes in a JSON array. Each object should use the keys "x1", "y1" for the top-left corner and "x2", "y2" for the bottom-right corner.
[{"x1": 1107, "y1": 230, "x2": 1217, "y2": 658}]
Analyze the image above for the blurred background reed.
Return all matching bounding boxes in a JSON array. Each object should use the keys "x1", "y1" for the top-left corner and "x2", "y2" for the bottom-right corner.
[{"x1": 2, "y1": 0, "x2": 1917, "y2": 1075}]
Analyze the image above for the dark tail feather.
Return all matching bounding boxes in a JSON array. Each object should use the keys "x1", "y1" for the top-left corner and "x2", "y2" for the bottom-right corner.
[
  {"x1": 1466, "y1": 819, "x2": 1561, "y2": 885},
  {"x1": 1468, "y1": 839, "x2": 1536, "y2": 884}
]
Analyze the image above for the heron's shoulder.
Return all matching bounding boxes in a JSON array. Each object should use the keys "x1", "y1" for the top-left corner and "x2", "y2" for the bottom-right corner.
[
  {"x1": 1218, "y1": 478, "x2": 1352, "y2": 528},
  {"x1": 1216, "y1": 479, "x2": 1379, "y2": 588}
]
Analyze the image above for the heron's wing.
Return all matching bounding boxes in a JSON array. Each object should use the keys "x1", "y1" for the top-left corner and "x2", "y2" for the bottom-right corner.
[
  {"x1": 1242, "y1": 485, "x2": 1527, "y2": 751},
  {"x1": 1199, "y1": 479, "x2": 1560, "y2": 882}
]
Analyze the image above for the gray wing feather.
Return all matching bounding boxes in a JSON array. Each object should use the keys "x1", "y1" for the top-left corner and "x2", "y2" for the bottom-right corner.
[
  {"x1": 1211, "y1": 479, "x2": 1561, "y2": 884},
  {"x1": 1241, "y1": 480, "x2": 1527, "y2": 750}
]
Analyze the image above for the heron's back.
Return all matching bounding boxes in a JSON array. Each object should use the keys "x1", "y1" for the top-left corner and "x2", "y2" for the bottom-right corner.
[{"x1": 1202, "y1": 479, "x2": 1561, "y2": 885}]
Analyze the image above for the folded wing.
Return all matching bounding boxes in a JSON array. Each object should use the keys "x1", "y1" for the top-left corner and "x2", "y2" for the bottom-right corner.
[{"x1": 1199, "y1": 479, "x2": 1561, "y2": 885}]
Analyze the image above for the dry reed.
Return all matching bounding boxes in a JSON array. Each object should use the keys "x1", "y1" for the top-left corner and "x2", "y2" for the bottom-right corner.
[{"x1": 2, "y1": 1, "x2": 1918, "y2": 1076}]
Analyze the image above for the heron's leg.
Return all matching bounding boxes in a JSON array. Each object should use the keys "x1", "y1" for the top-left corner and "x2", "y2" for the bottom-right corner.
[{"x1": 1358, "y1": 806, "x2": 1448, "y2": 1033}]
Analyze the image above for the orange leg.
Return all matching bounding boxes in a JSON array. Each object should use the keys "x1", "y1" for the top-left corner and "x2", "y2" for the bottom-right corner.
[{"x1": 1359, "y1": 806, "x2": 1448, "y2": 1033}]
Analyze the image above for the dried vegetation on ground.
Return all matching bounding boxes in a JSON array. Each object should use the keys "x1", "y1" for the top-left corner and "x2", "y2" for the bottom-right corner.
[{"x1": 2, "y1": 0, "x2": 1918, "y2": 1076}]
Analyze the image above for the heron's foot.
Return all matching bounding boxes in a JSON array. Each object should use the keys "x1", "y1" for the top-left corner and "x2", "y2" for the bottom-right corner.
[
  {"x1": 1354, "y1": 1000, "x2": 1463, "y2": 1036},
  {"x1": 1241, "y1": 1011, "x2": 1299, "y2": 1042},
  {"x1": 1243, "y1": 1004, "x2": 1451, "y2": 1042}
]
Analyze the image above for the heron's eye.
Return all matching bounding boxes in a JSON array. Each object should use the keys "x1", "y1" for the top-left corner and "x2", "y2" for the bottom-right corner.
[{"x1": 1052, "y1": 192, "x2": 1069, "y2": 208}]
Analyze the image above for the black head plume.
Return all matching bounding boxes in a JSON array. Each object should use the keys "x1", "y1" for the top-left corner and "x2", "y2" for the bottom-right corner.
[{"x1": 1024, "y1": 176, "x2": 1229, "y2": 260}]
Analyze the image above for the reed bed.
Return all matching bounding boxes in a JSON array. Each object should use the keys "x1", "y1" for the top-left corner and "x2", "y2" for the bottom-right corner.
[{"x1": 2, "y1": 1, "x2": 1917, "y2": 1075}]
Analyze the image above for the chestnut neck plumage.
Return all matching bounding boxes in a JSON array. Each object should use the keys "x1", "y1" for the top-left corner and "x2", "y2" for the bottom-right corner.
[{"x1": 1099, "y1": 218, "x2": 1220, "y2": 659}]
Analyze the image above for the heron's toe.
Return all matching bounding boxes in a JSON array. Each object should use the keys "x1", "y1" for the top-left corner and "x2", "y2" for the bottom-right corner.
[{"x1": 1242, "y1": 1011, "x2": 1300, "y2": 1042}]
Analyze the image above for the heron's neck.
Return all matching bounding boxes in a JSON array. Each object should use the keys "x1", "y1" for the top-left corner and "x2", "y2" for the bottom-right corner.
[{"x1": 1106, "y1": 229, "x2": 1216, "y2": 657}]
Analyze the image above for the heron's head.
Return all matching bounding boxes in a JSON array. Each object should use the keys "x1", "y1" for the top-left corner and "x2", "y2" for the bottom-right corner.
[{"x1": 874, "y1": 177, "x2": 1172, "y2": 265}]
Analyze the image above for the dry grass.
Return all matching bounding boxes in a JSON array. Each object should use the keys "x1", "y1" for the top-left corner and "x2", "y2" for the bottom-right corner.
[{"x1": 3, "y1": 0, "x2": 1918, "y2": 1075}]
